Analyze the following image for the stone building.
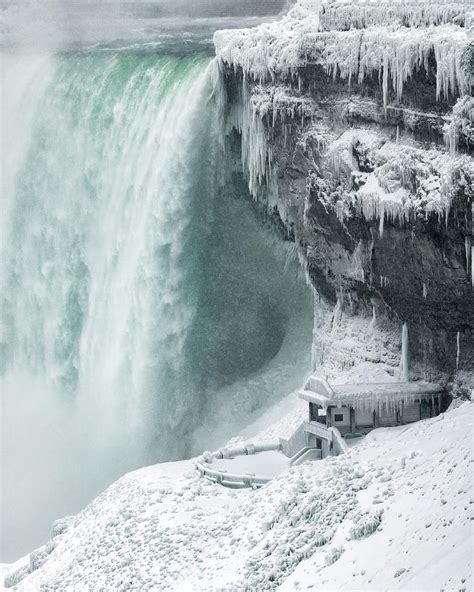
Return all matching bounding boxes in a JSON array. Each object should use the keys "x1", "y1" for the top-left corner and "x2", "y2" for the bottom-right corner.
[{"x1": 296, "y1": 376, "x2": 446, "y2": 456}]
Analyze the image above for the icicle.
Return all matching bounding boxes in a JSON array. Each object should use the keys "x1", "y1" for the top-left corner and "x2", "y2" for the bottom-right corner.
[
  {"x1": 399, "y1": 323, "x2": 409, "y2": 382},
  {"x1": 456, "y1": 331, "x2": 461, "y2": 370},
  {"x1": 368, "y1": 306, "x2": 377, "y2": 334},
  {"x1": 396, "y1": 125, "x2": 400, "y2": 144},
  {"x1": 422, "y1": 283, "x2": 428, "y2": 300},
  {"x1": 465, "y1": 236, "x2": 471, "y2": 279},
  {"x1": 348, "y1": 291, "x2": 354, "y2": 315},
  {"x1": 332, "y1": 298, "x2": 343, "y2": 333}
]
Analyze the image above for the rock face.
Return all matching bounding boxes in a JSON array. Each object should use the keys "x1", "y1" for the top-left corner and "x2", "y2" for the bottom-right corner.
[{"x1": 214, "y1": 0, "x2": 473, "y2": 385}]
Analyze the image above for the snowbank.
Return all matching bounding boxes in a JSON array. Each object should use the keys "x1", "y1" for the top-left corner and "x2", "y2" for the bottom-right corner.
[
  {"x1": 281, "y1": 403, "x2": 473, "y2": 591},
  {"x1": 6, "y1": 402, "x2": 472, "y2": 590}
]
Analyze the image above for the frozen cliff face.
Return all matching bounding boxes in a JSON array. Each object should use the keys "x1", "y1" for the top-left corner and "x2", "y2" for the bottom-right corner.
[{"x1": 214, "y1": 0, "x2": 473, "y2": 385}]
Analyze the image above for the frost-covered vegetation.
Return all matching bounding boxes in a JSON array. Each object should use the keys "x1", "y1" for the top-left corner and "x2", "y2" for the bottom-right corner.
[{"x1": 5, "y1": 402, "x2": 472, "y2": 590}]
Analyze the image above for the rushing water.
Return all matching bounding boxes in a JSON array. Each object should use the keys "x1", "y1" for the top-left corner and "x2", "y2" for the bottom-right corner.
[{"x1": 0, "y1": 17, "x2": 313, "y2": 561}]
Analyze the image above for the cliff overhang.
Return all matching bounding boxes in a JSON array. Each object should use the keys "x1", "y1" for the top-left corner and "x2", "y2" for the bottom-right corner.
[{"x1": 213, "y1": 0, "x2": 473, "y2": 385}]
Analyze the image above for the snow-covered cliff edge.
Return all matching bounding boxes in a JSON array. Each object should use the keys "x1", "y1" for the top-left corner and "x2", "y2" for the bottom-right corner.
[{"x1": 215, "y1": 0, "x2": 473, "y2": 387}]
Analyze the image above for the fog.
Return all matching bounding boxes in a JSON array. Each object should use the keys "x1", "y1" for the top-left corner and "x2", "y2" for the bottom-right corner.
[{"x1": 0, "y1": 0, "x2": 290, "y2": 51}]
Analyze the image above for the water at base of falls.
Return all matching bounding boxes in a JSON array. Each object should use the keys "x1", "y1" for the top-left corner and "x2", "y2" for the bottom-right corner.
[{"x1": 0, "y1": 51, "x2": 313, "y2": 561}]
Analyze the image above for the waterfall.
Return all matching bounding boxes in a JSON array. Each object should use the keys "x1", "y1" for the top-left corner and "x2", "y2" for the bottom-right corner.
[
  {"x1": 1, "y1": 52, "x2": 313, "y2": 560},
  {"x1": 1, "y1": 54, "x2": 220, "y2": 460}
]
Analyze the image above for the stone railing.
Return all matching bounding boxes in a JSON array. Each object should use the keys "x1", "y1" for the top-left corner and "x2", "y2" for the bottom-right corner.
[
  {"x1": 329, "y1": 427, "x2": 349, "y2": 455},
  {"x1": 303, "y1": 420, "x2": 333, "y2": 441},
  {"x1": 196, "y1": 441, "x2": 282, "y2": 489},
  {"x1": 290, "y1": 447, "x2": 323, "y2": 466}
]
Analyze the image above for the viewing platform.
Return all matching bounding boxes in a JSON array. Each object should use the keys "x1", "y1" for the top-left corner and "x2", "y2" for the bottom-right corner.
[
  {"x1": 299, "y1": 375, "x2": 446, "y2": 440},
  {"x1": 197, "y1": 376, "x2": 447, "y2": 489}
]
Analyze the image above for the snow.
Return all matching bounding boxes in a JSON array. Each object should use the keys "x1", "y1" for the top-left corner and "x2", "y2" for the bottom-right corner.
[
  {"x1": 5, "y1": 400, "x2": 472, "y2": 591},
  {"x1": 280, "y1": 403, "x2": 473, "y2": 591},
  {"x1": 335, "y1": 361, "x2": 397, "y2": 385},
  {"x1": 212, "y1": 450, "x2": 290, "y2": 480}
]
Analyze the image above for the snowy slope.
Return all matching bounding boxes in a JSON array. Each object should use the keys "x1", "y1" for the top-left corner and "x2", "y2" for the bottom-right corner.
[
  {"x1": 5, "y1": 402, "x2": 472, "y2": 590},
  {"x1": 281, "y1": 402, "x2": 473, "y2": 591}
]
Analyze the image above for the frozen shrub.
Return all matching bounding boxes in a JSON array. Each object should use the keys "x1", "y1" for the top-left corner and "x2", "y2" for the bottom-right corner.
[
  {"x1": 349, "y1": 509, "x2": 383, "y2": 540},
  {"x1": 325, "y1": 546, "x2": 345, "y2": 565},
  {"x1": 450, "y1": 381, "x2": 471, "y2": 401}
]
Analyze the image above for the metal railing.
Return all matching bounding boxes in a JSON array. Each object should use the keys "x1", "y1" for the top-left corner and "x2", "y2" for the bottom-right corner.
[{"x1": 196, "y1": 441, "x2": 282, "y2": 489}]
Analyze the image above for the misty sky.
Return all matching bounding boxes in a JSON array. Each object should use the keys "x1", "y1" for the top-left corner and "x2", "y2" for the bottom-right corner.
[{"x1": 0, "y1": 0, "x2": 290, "y2": 51}]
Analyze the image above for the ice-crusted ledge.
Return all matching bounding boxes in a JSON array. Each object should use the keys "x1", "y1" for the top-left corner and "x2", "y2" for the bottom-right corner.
[
  {"x1": 219, "y1": 69, "x2": 472, "y2": 231},
  {"x1": 319, "y1": 0, "x2": 471, "y2": 31},
  {"x1": 319, "y1": 25, "x2": 470, "y2": 107},
  {"x1": 214, "y1": 1, "x2": 471, "y2": 107},
  {"x1": 320, "y1": 129, "x2": 474, "y2": 230}
]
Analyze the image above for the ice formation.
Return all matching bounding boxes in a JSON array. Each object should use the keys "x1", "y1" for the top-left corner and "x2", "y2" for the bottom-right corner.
[
  {"x1": 226, "y1": 90, "x2": 472, "y2": 234},
  {"x1": 368, "y1": 305, "x2": 377, "y2": 333},
  {"x1": 456, "y1": 331, "x2": 461, "y2": 370},
  {"x1": 215, "y1": 1, "x2": 470, "y2": 109},
  {"x1": 222, "y1": 76, "x2": 275, "y2": 200},
  {"x1": 214, "y1": 0, "x2": 321, "y2": 82},
  {"x1": 444, "y1": 96, "x2": 474, "y2": 157},
  {"x1": 322, "y1": 129, "x2": 474, "y2": 229},
  {"x1": 319, "y1": 25, "x2": 470, "y2": 108},
  {"x1": 400, "y1": 323, "x2": 410, "y2": 382},
  {"x1": 319, "y1": 0, "x2": 471, "y2": 31}
]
